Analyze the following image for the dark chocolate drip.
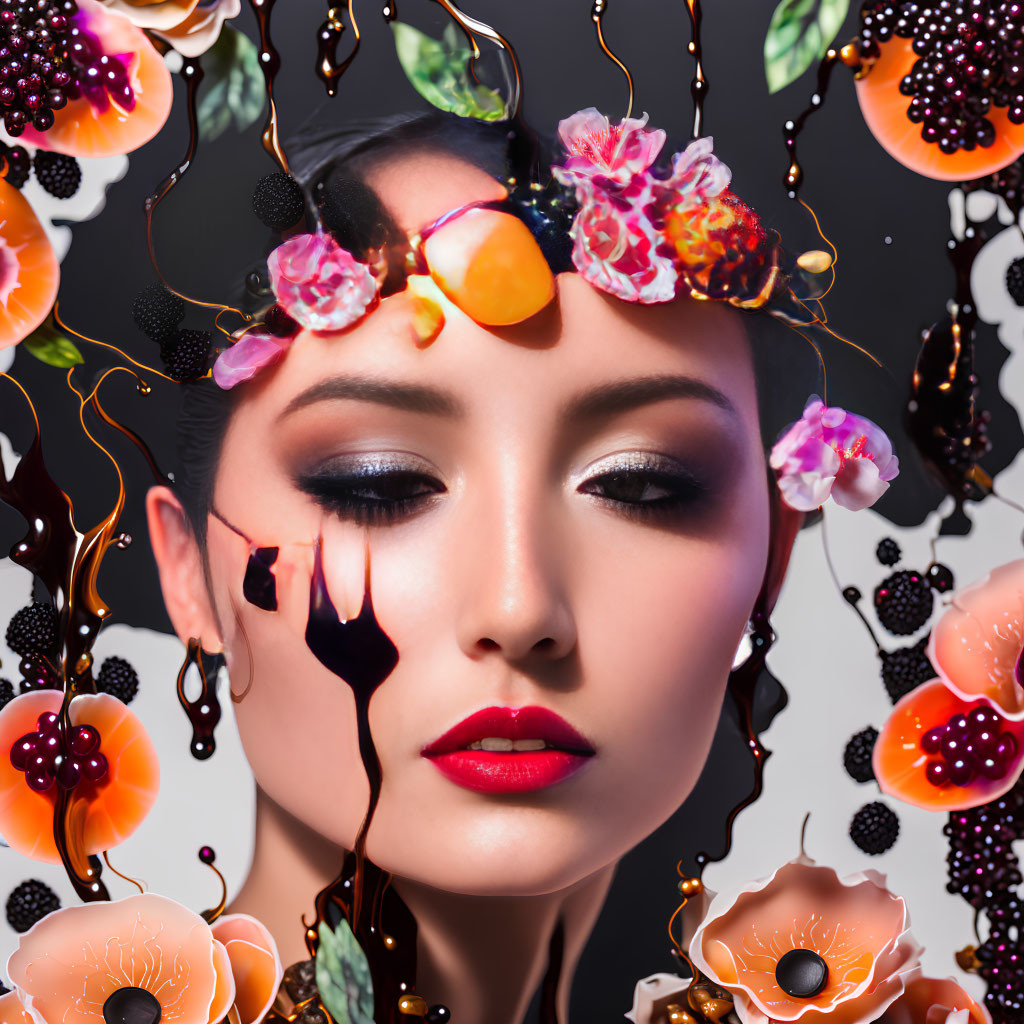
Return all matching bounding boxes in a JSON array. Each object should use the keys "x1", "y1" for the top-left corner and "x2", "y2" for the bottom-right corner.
[
  {"x1": 906, "y1": 203, "x2": 992, "y2": 530},
  {"x1": 783, "y1": 49, "x2": 841, "y2": 199},
  {"x1": 89, "y1": 393, "x2": 169, "y2": 485},
  {"x1": 247, "y1": 0, "x2": 289, "y2": 172},
  {"x1": 176, "y1": 637, "x2": 222, "y2": 760},
  {"x1": 538, "y1": 918, "x2": 566, "y2": 1024},
  {"x1": 304, "y1": 540, "x2": 425, "y2": 1023},
  {"x1": 144, "y1": 59, "x2": 203, "y2": 277},
  {"x1": 316, "y1": 2, "x2": 360, "y2": 98},
  {"x1": 684, "y1": 0, "x2": 708, "y2": 138},
  {"x1": 243, "y1": 546, "x2": 279, "y2": 611},
  {"x1": 693, "y1": 607, "x2": 775, "y2": 874}
]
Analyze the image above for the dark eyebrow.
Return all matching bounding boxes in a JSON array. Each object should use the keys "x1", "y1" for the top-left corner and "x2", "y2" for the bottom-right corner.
[
  {"x1": 560, "y1": 374, "x2": 738, "y2": 424},
  {"x1": 279, "y1": 375, "x2": 466, "y2": 420}
]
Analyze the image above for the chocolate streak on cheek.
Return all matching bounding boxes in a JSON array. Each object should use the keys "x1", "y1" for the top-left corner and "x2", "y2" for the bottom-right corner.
[
  {"x1": 243, "y1": 546, "x2": 280, "y2": 610},
  {"x1": 303, "y1": 539, "x2": 427, "y2": 1022}
]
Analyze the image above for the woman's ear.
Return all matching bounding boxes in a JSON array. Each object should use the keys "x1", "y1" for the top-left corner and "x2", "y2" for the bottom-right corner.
[
  {"x1": 146, "y1": 486, "x2": 224, "y2": 653},
  {"x1": 760, "y1": 494, "x2": 804, "y2": 615}
]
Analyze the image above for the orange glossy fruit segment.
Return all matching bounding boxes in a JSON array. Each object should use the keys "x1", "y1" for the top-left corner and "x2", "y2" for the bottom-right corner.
[
  {"x1": 874, "y1": 679, "x2": 1024, "y2": 811},
  {"x1": 23, "y1": 0, "x2": 173, "y2": 158},
  {"x1": 856, "y1": 36, "x2": 1024, "y2": 181},
  {"x1": 423, "y1": 208, "x2": 555, "y2": 326},
  {"x1": 0, "y1": 180, "x2": 59, "y2": 351},
  {"x1": 0, "y1": 690, "x2": 159, "y2": 863}
]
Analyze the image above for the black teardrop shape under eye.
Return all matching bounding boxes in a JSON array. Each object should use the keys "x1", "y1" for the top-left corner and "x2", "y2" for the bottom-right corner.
[
  {"x1": 103, "y1": 987, "x2": 162, "y2": 1024},
  {"x1": 243, "y1": 546, "x2": 279, "y2": 611}
]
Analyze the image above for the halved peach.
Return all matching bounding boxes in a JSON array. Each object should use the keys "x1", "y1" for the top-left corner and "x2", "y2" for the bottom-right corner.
[
  {"x1": 423, "y1": 208, "x2": 555, "y2": 326},
  {"x1": 874, "y1": 679, "x2": 1024, "y2": 811},
  {"x1": 0, "y1": 180, "x2": 59, "y2": 351},
  {"x1": 856, "y1": 37, "x2": 1024, "y2": 181},
  {"x1": 23, "y1": 0, "x2": 173, "y2": 158},
  {"x1": 0, "y1": 690, "x2": 159, "y2": 863}
]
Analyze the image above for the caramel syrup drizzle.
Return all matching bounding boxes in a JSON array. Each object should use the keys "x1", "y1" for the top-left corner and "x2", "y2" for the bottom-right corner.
[
  {"x1": 247, "y1": 0, "x2": 291, "y2": 173},
  {"x1": 317, "y1": 1, "x2": 361, "y2": 98},
  {"x1": 590, "y1": 0, "x2": 634, "y2": 120},
  {"x1": 683, "y1": 0, "x2": 708, "y2": 138}
]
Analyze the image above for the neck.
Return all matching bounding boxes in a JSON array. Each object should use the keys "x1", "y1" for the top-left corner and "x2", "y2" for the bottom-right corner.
[{"x1": 227, "y1": 787, "x2": 616, "y2": 1024}]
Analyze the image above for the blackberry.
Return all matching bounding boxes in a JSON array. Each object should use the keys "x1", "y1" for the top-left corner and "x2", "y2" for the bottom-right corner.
[
  {"x1": 0, "y1": 678, "x2": 13, "y2": 709},
  {"x1": 18, "y1": 653, "x2": 58, "y2": 693},
  {"x1": 875, "y1": 537, "x2": 901, "y2": 566},
  {"x1": 1, "y1": 144, "x2": 29, "y2": 188},
  {"x1": 131, "y1": 283, "x2": 185, "y2": 342},
  {"x1": 844, "y1": 727, "x2": 879, "y2": 782},
  {"x1": 945, "y1": 798, "x2": 1024, "y2": 907},
  {"x1": 283, "y1": 959, "x2": 317, "y2": 1003},
  {"x1": 5, "y1": 601, "x2": 57, "y2": 657},
  {"x1": 874, "y1": 569, "x2": 934, "y2": 635},
  {"x1": 850, "y1": 801, "x2": 900, "y2": 854},
  {"x1": 5, "y1": 879, "x2": 60, "y2": 933},
  {"x1": 976, "y1": 894, "x2": 1024, "y2": 1021},
  {"x1": 96, "y1": 655, "x2": 138, "y2": 704},
  {"x1": 263, "y1": 303, "x2": 298, "y2": 337},
  {"x1": 1007, "y1": 256, "x2": 1024, "y2": 306},
  {"x1": 32, "y1": 149, "x2": 79, "y2": 198},
  {"x1": 252, "y1": 172, "x2": 305, "y2": 231},
  {"x1": 880, "y1": 636, "x2": 935, "y2": 702},
  {"x1": 160, "y1": 329, "x2": 211, "y2": 382},
  {"x1": 859, "y1": 0, "x2": 1024, "y2": 154}
]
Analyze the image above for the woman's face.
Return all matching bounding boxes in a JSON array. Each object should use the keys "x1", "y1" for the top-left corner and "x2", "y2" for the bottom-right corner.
[{"x1": 150, "y1": 150, "x2": 777, "y2": 896}]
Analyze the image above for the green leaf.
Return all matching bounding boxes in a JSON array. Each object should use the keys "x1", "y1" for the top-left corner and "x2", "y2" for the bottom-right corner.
[
  {"x1": 315, "y1": 919, "x2": 375, "y2": 1024},
  {"x1": 764, "y1": 0, "x2": 850, "y2": 94},
  {"x1": 390, "y1": 20, "x2": 506, "y2": 121},
  {"x1": 198, "y1": 26, "x2": 267, "y2": 142},
  {"x1": 22, "y1": 321, "x2": 83, "y2": 368}
]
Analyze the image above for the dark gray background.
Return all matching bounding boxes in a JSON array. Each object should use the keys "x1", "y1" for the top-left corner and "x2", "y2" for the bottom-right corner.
[{"x1": 0, "y1": 0, "x2": 1018, "y2": 1016}]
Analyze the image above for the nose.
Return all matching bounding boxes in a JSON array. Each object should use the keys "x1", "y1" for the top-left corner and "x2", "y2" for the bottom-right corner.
[{"x1": 454, "y1": 474, "x2": 578, "y2": 665}]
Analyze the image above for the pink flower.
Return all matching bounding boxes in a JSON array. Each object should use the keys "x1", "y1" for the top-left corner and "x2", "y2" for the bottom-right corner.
[
  {"x1": 569, "y1": 182, "x2": 678, "y2": 303},
  {"x1": 213, "y1": 331, "x2": 291, "y2": 390},
  {"x1": 554, "y1": 107, "x2": 666, "y2": 188},
  {"x1": 690, "y1": 856, "x2": 922, "y2": 1024},
  {"x1": 5, "y1": 893, "x2": 281, "y2": 1024},
  {"x1": 770, "y1": 397, "x2": 899, "y2": 511},
  {"x1": 267, "y1": 232, "x2": 378, "y2": 333},
  {"x1": 666, "y1": 136, "x2": 732, "y2": 202}
]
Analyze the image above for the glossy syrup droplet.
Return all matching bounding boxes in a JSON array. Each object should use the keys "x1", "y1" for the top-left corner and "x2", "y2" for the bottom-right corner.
[{"x1": 242, "y1": 546, "x2": 279, "y2": 611}]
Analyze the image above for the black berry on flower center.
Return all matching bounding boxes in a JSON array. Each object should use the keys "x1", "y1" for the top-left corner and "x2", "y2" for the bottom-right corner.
[
  {"x1": 8, "y1": 710, "x2": 108, "y2": 793},
  {"x1": 922, "y1": 703, "x2": 1019, "y2": 786},
  {"x1": 775, "y1": 949, "x2": 830, "y2": 998}
]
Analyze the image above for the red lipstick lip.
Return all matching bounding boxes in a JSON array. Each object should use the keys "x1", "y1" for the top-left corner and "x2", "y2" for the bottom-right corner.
[
  {"x1": 421, "y1": 705, "x2": 594, "y2": 757},
  {"x1": 421, "y1": 707, "x2": 595, "y2": 795}
]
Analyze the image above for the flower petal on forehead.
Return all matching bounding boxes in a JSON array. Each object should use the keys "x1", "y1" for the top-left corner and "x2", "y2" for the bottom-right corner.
[
  {"x1": 928, "y1": 559, "x2": 1024, "y2": 720},
  {"x1": 213, "y1": 332, "x2": 291, "y2": 390}
]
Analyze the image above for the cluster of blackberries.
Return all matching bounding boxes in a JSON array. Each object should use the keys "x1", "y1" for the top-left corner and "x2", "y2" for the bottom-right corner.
[
  {"x1": 844, "y1": 726, "x2": 879, "y2": 782},
  {"x1": 875, "y1": 536, "x2": 902, "y2": 566},
  {"x1": 0, "y1": 0, "x2": 77, "y2": 137},
  {"x1": 2, "y1": 144, "x2": 80, "y2": 197},
  {"x1": 874, "y1": 569, "x2": 934, "y2": 634},
  {"x1": 860, "y1": 0, "x2": 1024, "y2": 154},
  {"x1": 1006, "y1": 255, "x2": 1024, "y2": 305},
  {"x1": 945, "y1": 792, "x2": 1023, "y2": 907},
  {"x1": 131, "y1": 283, "x2": 211, "y2": 382},
  {"x1": 252, "y1": 172, "x2": 305, "y2": 232},
  {"x1": 5, "y1": 878, "x2": 59, "y2": 933},
  {"x1": 977, "y1": 894, "x2": 1024, "y2": 1020},
  {"x1": 921, "y1": 704, "x2": 1018, "y2": 787},
  {"x1": 97, "y1": 655, "x2": 139, "y2": 704},
  {"x1": 849, "y1": 801, "x2": 901, "y2": 853}
]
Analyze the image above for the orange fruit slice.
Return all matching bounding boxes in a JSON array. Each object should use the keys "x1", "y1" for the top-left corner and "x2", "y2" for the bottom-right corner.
[
  {"x1": 23, "y1": 0, "x2": 173, "y2": 158},
  {"x1": 0, "y1": 180, "x2": 59, "y2": 351},
  {"x1": 856, "y1": 36, "x2": 1024, "y2": 181},
  {"x1": 424, "y1": 208, "x2": 555, "y2": 326}
]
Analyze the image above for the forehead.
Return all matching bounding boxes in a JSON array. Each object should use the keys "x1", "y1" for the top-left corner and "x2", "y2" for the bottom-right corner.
[{"x1": 230, "y1": 148, "x2": 760, "y2": 435}]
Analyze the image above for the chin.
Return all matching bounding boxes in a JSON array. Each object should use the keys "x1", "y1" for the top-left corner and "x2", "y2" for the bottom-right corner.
[{"x1": 366, "y1": 799, "x2": 631, "y2": 897}]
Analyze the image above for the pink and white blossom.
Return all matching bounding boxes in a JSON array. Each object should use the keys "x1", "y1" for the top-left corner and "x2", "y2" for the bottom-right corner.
[
  {"x1": 554, "y1": 107, "x2": 666, "y2": 189},
  {"x1": 770, "y1": 397, "x2": 899, "y2": 511},
  {"x1": 267, "y1": 232, "x2": 378, "y2": 334}
]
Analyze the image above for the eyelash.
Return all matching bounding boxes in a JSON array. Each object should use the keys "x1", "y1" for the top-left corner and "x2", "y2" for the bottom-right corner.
[{"x1": 297, "y1": 458, "x2": 707, "y2": 527}]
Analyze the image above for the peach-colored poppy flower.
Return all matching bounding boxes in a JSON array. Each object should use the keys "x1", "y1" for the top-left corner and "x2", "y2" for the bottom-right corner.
[
  {"x1": 5, "y1": 894, "x2": 281, "y2": 1024},
  {"x1": 0, "y1": 690, "x2": 159, "y2": 863},
  {"x1": 928, "y1": 559, "x2": 1024, "y2": 721},
  {"x1": 874, "y1": 560, "x2": 1024, "y2": 812},
  {"x1": 881, "y1": 973, "x2": 991, "y2": 1024},
  {"x1": 689, "y1": 857, "x2": 922, "y2": 1024}
]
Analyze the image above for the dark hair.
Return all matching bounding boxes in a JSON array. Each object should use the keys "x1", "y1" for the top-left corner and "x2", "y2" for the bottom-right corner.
[{"x1": 174, "y1": 110, "x2": 814, "y2": 544}]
